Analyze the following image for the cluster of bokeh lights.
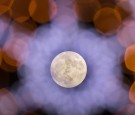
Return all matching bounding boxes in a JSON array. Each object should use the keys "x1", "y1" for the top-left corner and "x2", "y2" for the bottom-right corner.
[{"x1": 1, "y1": 0, "x2": 135, "y2": 115}]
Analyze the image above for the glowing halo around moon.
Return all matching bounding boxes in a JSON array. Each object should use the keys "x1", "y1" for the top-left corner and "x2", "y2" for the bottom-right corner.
[{"x1": 50, "y1": 51, "x2": 87, "y2": 88}]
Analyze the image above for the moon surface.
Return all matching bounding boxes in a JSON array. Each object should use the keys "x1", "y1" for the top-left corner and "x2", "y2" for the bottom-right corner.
[{"x1": 50, "y1": 51, "x2": 87, "y2": 88}]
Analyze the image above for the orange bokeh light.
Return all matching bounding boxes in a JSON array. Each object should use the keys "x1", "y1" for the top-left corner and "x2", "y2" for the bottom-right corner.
[
  {"x1": 93, "y1": 7, "x2": 122, "y2": 35},
  {"x1": 129, "y1": 81, "x2": 135, "y2": 104},
  {"x1": 125, "y1": 44, "x2": 135, "y2": 72},
  {"x1": 9, "y1": 0, "x2": 30, "y2": 23},
  {"x1": 0, "y1": 37, "x2": 29, "y2": 72},
  {"x1": 115, "y1": 0, "x2": 132, "y2": 21},
  {"x1": 29, "y1": 0, "x2": 57, "y2": 24},
  {"x1": 75, "y1": 0, "x2": 101, "y2": 23},
  {"x1": 0, "y1": 0, "x2": 14, "y2": 15}
]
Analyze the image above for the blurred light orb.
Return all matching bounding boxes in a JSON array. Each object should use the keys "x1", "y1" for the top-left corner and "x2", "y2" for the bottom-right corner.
[
  {"x1": 115, "y1": 0, "x2": 132, "y2": 21},
  {"x1": 129, "y1": 81, "x2": 135, "y2": 104},
  {"x1": 50, "y1": 51, "x2": 87, "y2": 88},
  {"x1": 75, "y1": 0, "x2": 101, "y2": 23},
  {"x1": 125, "y1": 44, "x2": 135, "y2": 72},
  {"x1": 9, "y1": 0, "x2": 31, "y2": 23},
  {"x1": 29, "y1": 0, "x2": 57, "y2": 24},
  {"x1": 0, "y1": 0, "x2": 14, "y2": 15},
  {"x1": 117, "y1": 20, "x2": 135, "y2": 48},
  {"x1": 0, "y1": 88, "x2": 18, "y2": 115},
  {"x1": 93, "y1": 7, "x2": 121, "y2": 35}
]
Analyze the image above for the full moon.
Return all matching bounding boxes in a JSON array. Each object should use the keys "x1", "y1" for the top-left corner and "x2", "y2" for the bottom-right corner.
[{"x1": 50, "y1": 51, "x2": 87, "y2": 88}]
